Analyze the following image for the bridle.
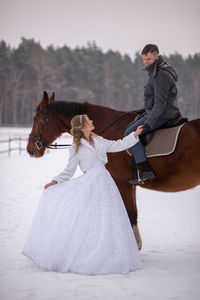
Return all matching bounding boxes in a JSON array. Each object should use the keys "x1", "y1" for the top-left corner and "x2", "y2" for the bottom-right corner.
[{"x1": 29, "y1": 108, "x2": 71, "y2": 156}]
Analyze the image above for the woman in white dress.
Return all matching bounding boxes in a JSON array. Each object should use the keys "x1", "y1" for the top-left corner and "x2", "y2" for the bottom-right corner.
[{"x1": 22, "y1": 114, "x2": 143, "y2": 275}]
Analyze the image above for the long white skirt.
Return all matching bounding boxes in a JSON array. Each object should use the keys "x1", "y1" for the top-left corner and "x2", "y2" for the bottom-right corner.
[{"x1": 22, "y1": 159, "x2": 142, "y2": 275}]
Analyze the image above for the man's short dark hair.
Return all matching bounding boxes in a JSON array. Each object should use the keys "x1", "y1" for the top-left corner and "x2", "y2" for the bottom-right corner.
[{"x1": 141, "y1": 44, "x2": 159, "y2": 55}]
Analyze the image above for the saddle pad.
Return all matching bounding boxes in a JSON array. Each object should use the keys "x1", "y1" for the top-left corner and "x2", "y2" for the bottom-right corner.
[
  {"x1": 126, "y1": 123, "x2": 185, "y2": 158},
  {"x1": 145, "y1": 123, "x2": 184, "y2": 158}
]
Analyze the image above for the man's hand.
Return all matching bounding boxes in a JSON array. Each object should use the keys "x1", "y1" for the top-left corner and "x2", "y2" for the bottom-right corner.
[{"x1": 141, "y1": 123, "x2": 151, "y2": 134}]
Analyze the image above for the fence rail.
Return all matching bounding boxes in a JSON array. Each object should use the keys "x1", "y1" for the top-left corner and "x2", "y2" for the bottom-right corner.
[{"x1": 0, "y1": 137, "x2": 27, "y2": 156}]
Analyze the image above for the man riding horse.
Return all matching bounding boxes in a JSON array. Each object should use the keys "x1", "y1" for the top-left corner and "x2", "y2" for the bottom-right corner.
[{"x1": 125, "y1": 44, "x2": 182, "y2": 185}]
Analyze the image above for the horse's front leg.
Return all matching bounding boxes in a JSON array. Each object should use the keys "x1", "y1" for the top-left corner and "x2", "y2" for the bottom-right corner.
[{"x1": 113, "y1": 178, "x2": 142, "y2": 250}]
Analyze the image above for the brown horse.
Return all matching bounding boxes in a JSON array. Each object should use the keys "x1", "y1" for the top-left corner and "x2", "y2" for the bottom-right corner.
[{"x1": 27, "y1": 91, "x2": 200, "y2": 249}]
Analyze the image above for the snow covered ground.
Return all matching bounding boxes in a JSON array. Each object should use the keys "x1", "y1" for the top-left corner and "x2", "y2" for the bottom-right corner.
[{"x1": 0, "y1": 127, "x2": 200, "y2": 300}]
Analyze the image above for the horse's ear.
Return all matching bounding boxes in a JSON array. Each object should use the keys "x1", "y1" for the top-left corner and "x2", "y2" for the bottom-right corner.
[
  {"x1": 40, "y1": 91, "x2": 49, "y2": 109},
  {"x1": 49, "y1": 92, "x2": 55, "y2": 102}
]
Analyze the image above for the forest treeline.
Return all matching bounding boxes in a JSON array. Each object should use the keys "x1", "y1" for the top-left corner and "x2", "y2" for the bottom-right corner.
[{"x1": 0, "y1": 38, "x2": 199, "y2": 125}]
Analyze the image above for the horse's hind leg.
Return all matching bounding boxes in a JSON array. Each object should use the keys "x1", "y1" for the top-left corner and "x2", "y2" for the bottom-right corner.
[{"x1": 114, "y1": 178, "x2": 142, "y2": 250}]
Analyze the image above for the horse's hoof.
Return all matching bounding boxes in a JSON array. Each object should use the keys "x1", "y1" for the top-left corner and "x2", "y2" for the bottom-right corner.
[
  {"x1": 133, "y1": 225, "x2": 142, "y2": 251},
  {"x1": 137, "y1": 240, "x2": 142, "y2": 251}
]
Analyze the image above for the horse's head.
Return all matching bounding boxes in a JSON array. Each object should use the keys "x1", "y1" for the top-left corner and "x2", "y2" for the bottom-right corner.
[{"x1": 27, "y1": 91, "x2": 56, "y2": 157}]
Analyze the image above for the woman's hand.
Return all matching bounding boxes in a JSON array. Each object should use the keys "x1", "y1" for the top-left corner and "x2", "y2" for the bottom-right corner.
[
  {"x1": 44, "y1": 180, "x2": 58, "y2": 189},
  {"x1": 134, "y1": 125, "x2": 144, "y2": 137}
]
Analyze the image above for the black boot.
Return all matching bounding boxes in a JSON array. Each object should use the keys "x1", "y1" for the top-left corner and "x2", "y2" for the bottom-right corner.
[
  {"x1": 128, "y1": 157, "x2": 139, "y2": 185},
  {"x1": 137, "y1": 160, "x2": 156, "y2": 181}
]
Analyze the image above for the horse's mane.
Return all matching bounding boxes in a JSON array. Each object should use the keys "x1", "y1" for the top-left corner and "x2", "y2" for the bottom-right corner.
[
  {"x1": 45, "y1": 101, "x2": 88, "y2": 118},
  {"x1": 35, "y1": 99, "x2": 142, "y2": 119}
]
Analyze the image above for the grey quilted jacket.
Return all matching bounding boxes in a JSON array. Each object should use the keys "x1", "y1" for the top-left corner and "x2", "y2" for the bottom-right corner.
[{"x1": 144, "y1": 55, "x2": 180, "y2": 128}]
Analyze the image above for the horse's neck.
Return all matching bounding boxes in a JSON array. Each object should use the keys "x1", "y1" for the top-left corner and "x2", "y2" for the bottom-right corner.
[
  {"x1": 50, "y1": 111, "x2": 70, "y2": 137},
  {"x1": 87, "y1": 103, "x2": 138, "y2": 137},
  {"x1": 86, "y1": 104, "x2": 125, "y2": 135},
  {"x1": 49, "y1": 102, "x2": 135, "y2": 138},
  {"x1": 49, "y1": 101, "x2": 86, "y2": 136}
]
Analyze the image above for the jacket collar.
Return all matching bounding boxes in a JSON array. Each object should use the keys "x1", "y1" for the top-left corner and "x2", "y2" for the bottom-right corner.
[
  {"x1": 144, "y1": 55, "x2": 178, "y2": 81},
  {"x1": 145, "y1": 55, "x2": 164, "y2": 78},
  {"x1": 80, "y1": 138, "x2": 95, "y2": 152}
]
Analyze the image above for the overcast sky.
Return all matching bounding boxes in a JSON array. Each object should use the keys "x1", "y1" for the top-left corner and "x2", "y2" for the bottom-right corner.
[{"x1": 1, "y1": 0, "x2": 200, "y2": 59}]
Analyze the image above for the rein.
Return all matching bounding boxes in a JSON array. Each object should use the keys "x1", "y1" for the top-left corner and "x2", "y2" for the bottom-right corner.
[
  {"x1": 30, "y1": 108, "x2": 143, "y2": 154},
  {"x1": 99, "y1": 112, "x2": 133, "y2": 134},
  {"x1": 99, "y1": 108, "x2": 145, "y2": 134}
]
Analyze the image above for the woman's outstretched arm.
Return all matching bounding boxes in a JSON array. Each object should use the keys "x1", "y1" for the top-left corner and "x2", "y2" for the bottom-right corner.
[
  {"x1": 102, "y1": 126, "x2": 143, "y2": 153},
  {"x1": 44, "y1": 146, "x2": 79, "y2": 189}
]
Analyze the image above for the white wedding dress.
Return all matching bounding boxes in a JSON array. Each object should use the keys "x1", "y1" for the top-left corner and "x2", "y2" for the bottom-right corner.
[{"x1": 22, "y1": 158, "x2": 142, "y2": 275}]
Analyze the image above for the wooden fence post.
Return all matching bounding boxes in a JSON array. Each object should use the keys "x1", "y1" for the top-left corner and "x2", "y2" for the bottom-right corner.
[
  {"x1": 19, "y1": 137, "x2": 21, "y2": 155},
  {"x1": 8, "y1": 138, "x2": 11, "y2": 157}
]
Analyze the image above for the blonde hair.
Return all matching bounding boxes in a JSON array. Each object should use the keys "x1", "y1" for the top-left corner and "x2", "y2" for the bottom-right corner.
[{"x1": 70, "y1": 114, "x2": 95, "y2": 152}]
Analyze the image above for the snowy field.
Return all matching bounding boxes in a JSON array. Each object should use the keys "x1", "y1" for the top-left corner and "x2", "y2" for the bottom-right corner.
[{"x1": 0, "y1": 127, "x2": 200, "y2": 300}]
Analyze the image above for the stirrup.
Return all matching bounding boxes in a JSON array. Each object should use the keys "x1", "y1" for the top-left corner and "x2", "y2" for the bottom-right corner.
[
  {"x1": 128, "y1": 179, "x2": 144, "y2": 185},
  {"x1": 129, "y1": 169, "x2": 145, "y2": 185}
]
